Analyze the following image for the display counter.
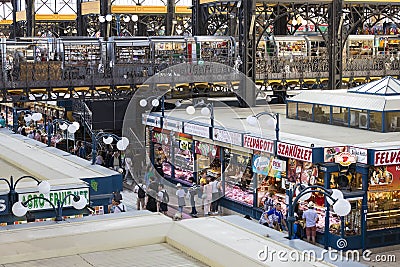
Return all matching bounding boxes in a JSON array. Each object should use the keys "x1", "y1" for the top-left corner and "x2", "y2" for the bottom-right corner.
[{"x1": 225, "y1": 183, "x2": 253, "y2": 205}]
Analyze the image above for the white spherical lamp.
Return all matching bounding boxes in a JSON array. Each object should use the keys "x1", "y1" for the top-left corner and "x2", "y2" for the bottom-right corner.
[
  {"x1": 116, "y1": 140, "x2": 125, "y2": 151},
  {"x1": 38, "y1": 180, "x2": 51, "y2": 194},
  {"x1": 59, "y1": 123, "x2": 68, "y2": 131},
  {"x1": 72, "y1": 196, "x2": 87, "y2": 210},
  {"x1": 201, "y1": 107, "x2": 210, "y2": 116},
  {"x1": 123, "y1": 16, "x2": 130, "y2": 23},
  {"x1": 246, "y1": 115, "x2": 258, "y2": 126},
  {"x1": 67, "y1": 124, "x2": 77, "y2": 134},
  {"x1": 120, "y1": 137, "x2": 129, "y2": 149},
  {"x1": 103, "y1": 136, "x2": 113, "y2": 145},
  {"x1": 132, "y1": 15, "x2": 139, "y2": 22},
  {"x1": 106, "y1": 14, "x2": 113, "y2": 22},
  {"x1": 72, "y1": 121, "x2": 80, "y2": 130},
  {"x1": 327, "y1": 189, "x2": 344, "y2": 205},
  {"x1": 175, "y1": 100, "x2": 182, "y2": 107},
  {"x1": 12, "y1": 202, "x2": 28, "y2": 217},
  {"x1": 186, "y1": 106, "x2": 196, "y2": 115},
  {"x1": 139, "y1": 99, "x2": 148, "y2": 107},
  {"x1": 333, "y1": 199, "x2": 351, "y2": 217},
  {"x1": 151, "y1": 98, "x2": 160, "y2": 107},
  {"x1": 99, "y1": 16, "x2": 106, "y2": 23},
  {"x1": 24, "y1": 114, "x2": 32, "y2": 123},
  {"x1": 32, "y1": 113, "x2": 42, "y2": 121}
]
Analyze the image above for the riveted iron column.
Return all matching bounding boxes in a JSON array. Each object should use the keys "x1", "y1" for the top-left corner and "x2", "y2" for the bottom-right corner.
[
  {"x1": 76, "y1": 0, "x2": 83, "y2": 36},
  {"x1": 238, "y1": 0, "x2": 256, "y2": 107},
  {"x1": 11, "y1": 0, "x2": 17, "y2": 38},
  {"x1": 166, "y1": 0, "x2": 175, "y2": 35},
  {"x1": 100, "y1": 0, "x2": 109, "y2": 38},
  {"x1": 192, "y1": 0, "x2": 206, "y2": 35},
  {"x1": 328, "y1": 0, "x2": 343, "y2": 89},
  {"x1": 26, "y1": 0, "x2": 34, "y2": 37}
]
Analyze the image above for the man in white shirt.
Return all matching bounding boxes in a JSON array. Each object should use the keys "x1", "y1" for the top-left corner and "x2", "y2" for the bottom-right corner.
[{"x1": 302, "y1": 201, "x2": 319, "y2": 244}]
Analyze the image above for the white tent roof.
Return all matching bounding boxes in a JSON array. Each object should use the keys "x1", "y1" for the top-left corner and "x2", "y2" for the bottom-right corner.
[
  {"x1": 290, "y1": 77, "x2": 400, "y2": 111},
  {"x1": 348, "y1": 76, "x2": 400, "y2": 95}
]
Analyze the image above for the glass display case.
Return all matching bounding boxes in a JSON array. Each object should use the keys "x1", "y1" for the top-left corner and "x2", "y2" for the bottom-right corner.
[
  {"x1": 367, "y1": 190, "x2": 400, "y2": 230},
  {"x1": 224, "y1": 149, "x2": 253, "y2": 205}
]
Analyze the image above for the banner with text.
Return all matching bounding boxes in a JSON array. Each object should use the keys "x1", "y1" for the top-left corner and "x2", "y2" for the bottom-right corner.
[
  {"x1": 243, "y1": 135, "x2": 274, "y2": 154},
  {"x1": 18, "y1": 188, "x2": 89, "y2": 211},
  {"x1": 277, "y1": 142, "x2": 313, "y2": 162}
]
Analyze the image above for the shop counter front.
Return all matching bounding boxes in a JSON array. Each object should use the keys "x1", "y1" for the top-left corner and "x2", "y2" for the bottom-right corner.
[{"x1": 366, "y1": 227, "x2": 400, "y2": 249}]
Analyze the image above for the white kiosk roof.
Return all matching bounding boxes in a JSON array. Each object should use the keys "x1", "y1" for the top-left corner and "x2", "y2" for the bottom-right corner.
[
  {"x1": 0, "y1": 129, "x2": 118, "y2": 182},
  {"x1": 290, "y1": 76, "x2": 400, "y2": 111}
]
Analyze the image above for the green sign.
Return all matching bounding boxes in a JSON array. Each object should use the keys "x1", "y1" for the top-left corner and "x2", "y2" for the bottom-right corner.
[{"x1": 18, "y1": 188, "x2": 89, "y2": 211}]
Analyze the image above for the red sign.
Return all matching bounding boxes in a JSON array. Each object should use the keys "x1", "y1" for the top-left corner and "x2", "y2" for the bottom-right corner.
[
  {"x1": 335, "y1": 152, "x2": 356, "y2": 166},
  {"x1": 243, "y1": 135, "x2": 274, "y2": 154},
  {"x1": 374, "y1": 149, "x2": 400, "y2": 166},
  {"x1": 277, "y1": 142, "x2": 313, "y2": 162}
]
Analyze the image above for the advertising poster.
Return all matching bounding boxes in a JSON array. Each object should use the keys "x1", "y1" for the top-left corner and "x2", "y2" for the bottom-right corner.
[
  {"x1": 324, "y1": 146, "x2": 348, "y2": 162},
  {"x1": 252, "y1": 155, "x2": 286, "y2": 178},
  {"x1": 195, "y1": 141, "x2": 217, "y2": 157},
  {"x1": 369, "y1": 164, "x2": 400, "y2": 191},
  {"x1": 287, "y1": 158, "x2": 318, "y2": 184}
]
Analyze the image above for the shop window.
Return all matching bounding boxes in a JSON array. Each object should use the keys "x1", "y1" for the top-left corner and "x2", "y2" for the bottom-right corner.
[
  {"x1": 195, "y1": 141, "x2": 221, "y2": 182},
  {"x1": 171, "y1": 138, "x2": 194, "y2": 182},
  {"x1": 369, "y1": 111, "x2": 383, "y2": 132},
  {"x1": 331, "y1": 106, "x2": 348, "y2": 126},
  {"x1": 314, "y1": 104, "x2": 330, "y2": 124},
  {"x1": 256, "y1": 153, "x2": 287, "y2": 209},
  {"x1": 367, "y1": 191, "x2": 400, "y2": 230},
  {"x1": 297, "y1": 102, "x2": 313, "y2": 121},
  {"x1": 224, "y1": 149, "x2": 254, "y2": 205},
  {"x1": 287, "y1": 102, "x2": 297, "y2": 119},
  {"x1": 385, "y1": 111, "x2": 400, "y2": 132}
]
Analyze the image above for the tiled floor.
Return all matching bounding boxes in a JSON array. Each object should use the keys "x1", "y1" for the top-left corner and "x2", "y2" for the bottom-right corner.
[{"x1": 2, "y1": 244, "x2": 209, "y2": 267}]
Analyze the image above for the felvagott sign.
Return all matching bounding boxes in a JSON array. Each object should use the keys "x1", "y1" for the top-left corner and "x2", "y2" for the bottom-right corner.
[{"x1": 18, "y1": 188, "x2": 89, "y2": 211}]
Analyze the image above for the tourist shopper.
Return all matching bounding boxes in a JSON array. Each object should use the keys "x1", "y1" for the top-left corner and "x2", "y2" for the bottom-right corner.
[
  {"x1": 176, "y1": 183, "x2": 186, "y2": 213},
  {"x1": 134, "y1": 179, "x2": 147, "y2": 210},
  {"x1": 302, "y1": 201, "x2": 319, "y2": 244}
]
